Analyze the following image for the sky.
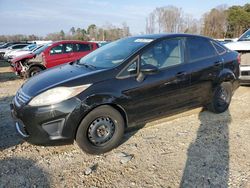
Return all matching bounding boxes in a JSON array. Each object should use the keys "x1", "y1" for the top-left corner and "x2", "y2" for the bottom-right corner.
[{"x1": 0, "y1": 0, "x2": 249, "y2": 36}]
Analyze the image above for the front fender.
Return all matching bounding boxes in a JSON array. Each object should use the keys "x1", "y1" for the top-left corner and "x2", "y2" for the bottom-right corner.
[{"x1": 78, "y1": 93, "x2": 128, "y2": 126}]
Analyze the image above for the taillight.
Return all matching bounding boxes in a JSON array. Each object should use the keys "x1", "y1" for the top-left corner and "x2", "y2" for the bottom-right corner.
[{"x1": 237, "y1": 53, "x2": 241, "y2": 64}]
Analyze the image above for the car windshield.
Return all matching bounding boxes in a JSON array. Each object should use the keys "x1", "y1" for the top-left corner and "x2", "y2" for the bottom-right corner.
[
  {"x1": 78, "y1": 37, "x2": 154, "y2": 69},
  {"x1": 34, "y1": 43, "x2": 51, "y2": 55},
  {"x1": 22, "y1": 44, "x2": 37, "y2": 51},
  {"x1": 238, "y1": 29, "x2": 250, "y2": 41}
]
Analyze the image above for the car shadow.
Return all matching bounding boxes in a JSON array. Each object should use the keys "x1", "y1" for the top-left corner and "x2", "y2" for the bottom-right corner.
[
  {"x1": 180, "y1": 109, "x2": 231, "y2": 187},
  {"x1": 0, "y1": 157, "x2": 51, "y2": 187},
  {"x1": 0, "y1": 96, "x2": 23, "y2": 151},
  {"x1": 0, "y1": 72, "x2": 21, "y2": 82},
  {"x1": 121, "y1": 123, "x2": 146, "y2": 145},
  {"x1": 0, "y1": 60, "x2": 9, "y2": 68}
]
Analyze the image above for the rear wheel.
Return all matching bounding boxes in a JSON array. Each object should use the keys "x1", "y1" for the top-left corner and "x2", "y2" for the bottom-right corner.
[
  {"x1": 76, "y1": 105, "x2": 125, "y2": 154},
  {"x1": 207, "y1": 82, "x2": 232, "y2": 113},
  {"x1": 27, "y1": 66, "x2": 43, "y2": 78}
]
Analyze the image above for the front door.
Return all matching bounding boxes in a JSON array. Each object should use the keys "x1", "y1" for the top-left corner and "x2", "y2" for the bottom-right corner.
[{"x1": 117, "y1": 37, "x2": 192, "y2": 124}]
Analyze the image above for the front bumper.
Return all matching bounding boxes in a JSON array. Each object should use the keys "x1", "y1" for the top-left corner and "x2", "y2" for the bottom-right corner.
[
  {"x1": 240, "y1": 65, "x2": 250, "y2": 84},
  {"x1": 10, "y1": 97, "x2": 88, "y2": 146}
]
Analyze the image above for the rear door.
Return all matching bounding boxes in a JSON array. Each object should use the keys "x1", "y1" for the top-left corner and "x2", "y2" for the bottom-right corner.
[
  {"x1": 185, "y1": 37, "x2": 223, "y2": 105},
  {"x1": 73, "y1": 43, "x2": 93, "y2": 60}
]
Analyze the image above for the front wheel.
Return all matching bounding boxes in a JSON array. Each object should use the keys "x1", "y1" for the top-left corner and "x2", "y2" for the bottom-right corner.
[
  {"x1": 207, "y1": 82, "x2": 232, "y2": 113},
  {"x1": 27, "y1": 66, "x2": 43, "y2": 78},
  {"x1": 76, "y1": 105, "x2": 125, "y2": 154}
]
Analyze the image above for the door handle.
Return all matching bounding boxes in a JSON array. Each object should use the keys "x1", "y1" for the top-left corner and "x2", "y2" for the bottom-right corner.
[
  {"x1": 214, "y1": 61, "x2": 222, "y2": 67},
  {"x1": 175, "y1": 71, "x2": 188, "y2": 82},
  {"x1": 176, "y1": 71, "x2": 187, "y2": 78}
]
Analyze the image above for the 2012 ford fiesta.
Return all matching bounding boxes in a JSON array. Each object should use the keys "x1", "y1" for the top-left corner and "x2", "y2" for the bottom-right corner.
[{"x1": 11, "y1": 34, "x2": 240, "y2": 154}]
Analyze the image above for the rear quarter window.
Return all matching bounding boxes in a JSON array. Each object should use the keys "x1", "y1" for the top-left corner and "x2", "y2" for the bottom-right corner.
[
  {"x1": 186, "y1": 37, "x2": 217, "y2": 62},
  {"x1": 212, "y1": 42, "x2": 227, "y2": 55}
]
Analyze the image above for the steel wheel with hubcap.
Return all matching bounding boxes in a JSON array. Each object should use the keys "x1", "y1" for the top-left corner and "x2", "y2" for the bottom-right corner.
[
  {"x1": 76, "y1": 105, "x2": 125, "y2": 154},
  {"x1": 88, "y1": 117, "x2": 115, "y2": 146}
]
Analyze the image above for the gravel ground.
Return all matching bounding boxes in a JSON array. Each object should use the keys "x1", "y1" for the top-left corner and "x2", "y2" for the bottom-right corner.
[{"x1": 0, "y1": 61, "x2": 250, "y2": 188}]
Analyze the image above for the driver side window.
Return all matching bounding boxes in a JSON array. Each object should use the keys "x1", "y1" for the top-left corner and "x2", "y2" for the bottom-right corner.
[{"x1": 141, "y1": 38, "x2": 183, "y2": 69}]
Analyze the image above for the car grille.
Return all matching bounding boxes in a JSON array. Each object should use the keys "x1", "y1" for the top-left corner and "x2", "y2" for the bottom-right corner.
[
  {"x1": 15, "y1": 89, "x2": 31, "y2": 107},
  {"x1": 242, "y1": 71, "x2": 250, "y2": 76}
]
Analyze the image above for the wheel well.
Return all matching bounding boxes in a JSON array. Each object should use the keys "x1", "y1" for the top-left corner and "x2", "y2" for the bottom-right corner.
[
  {"x1": 108, "y1": 104, "x2": 128, "y2": 128},
  {"x1": 29, "y1": 64, "x2": 46, "y2": 70}
]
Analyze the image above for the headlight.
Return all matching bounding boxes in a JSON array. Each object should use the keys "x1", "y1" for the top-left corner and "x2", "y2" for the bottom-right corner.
[{"x1": 29, "y1": 84, "x2": 91, "y2": 106}]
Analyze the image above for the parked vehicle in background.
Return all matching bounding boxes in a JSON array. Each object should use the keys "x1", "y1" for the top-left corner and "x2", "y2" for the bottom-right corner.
[
  {"x1": 0, "y1": 42, "x2": 31, "y2": 49},
  {"x1": 4, "y1": 44, "x2": 37, "y2": 61},
  {"x1": 24, "y1": 40, "x2": 98, "y2": 77},
  {"x1": 5, "y1": 44, "x2": 46, "y2": 61},
  {"x1": 225, "y1": 28, "x2": 250, "y2": 84},
  {"x1": 11, "y1": 34, "x2": 240, "y2": 154},
  {"x1": 0, "y1": 43, "x2": 30, "y2": 59},
  {"x1": 11, "y1": 44, "x2": 50, "y2": 77}
]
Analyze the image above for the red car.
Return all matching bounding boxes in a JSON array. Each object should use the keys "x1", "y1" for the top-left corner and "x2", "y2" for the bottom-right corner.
[{"x1": 11, "y1": 40, "x2": 98, "y2": 77}]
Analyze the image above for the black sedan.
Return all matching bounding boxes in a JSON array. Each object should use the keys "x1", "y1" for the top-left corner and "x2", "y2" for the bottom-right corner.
[{"x1": 11, "y1": 34, "x2": 240, "y2": 154}]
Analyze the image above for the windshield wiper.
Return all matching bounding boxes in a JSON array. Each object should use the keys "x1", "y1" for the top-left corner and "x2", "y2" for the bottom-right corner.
[{"x1": 78, "y1": 62, "x2": 97, "y2": 69}]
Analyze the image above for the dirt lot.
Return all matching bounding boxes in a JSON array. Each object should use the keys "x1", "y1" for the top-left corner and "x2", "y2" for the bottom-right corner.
[{"x1": 0, "y1": 61, "x2": 250, "y2": 188}]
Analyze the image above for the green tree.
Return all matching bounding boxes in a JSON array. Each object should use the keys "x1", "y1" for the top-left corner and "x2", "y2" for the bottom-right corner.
[{"x1": 226, "y1": 5, "x2": 250, "y2": 37}]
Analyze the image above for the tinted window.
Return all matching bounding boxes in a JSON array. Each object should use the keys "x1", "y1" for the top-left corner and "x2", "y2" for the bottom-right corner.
[
  {"x1": 212, "y1": 42, "x2": 226, "y2": 54},
  {"x1": 186, "y1": 37, "x2": 217, "y2": 62},
  {"x1": 141, "y1": 38, "x2": 183, "y2": 69},
  {"x1": 64, "y1": 43, "x2": 73, "y2": 53},
  {"x1": 50, "y1": 44, "x2": 63, "y2": 55},
  {"x1": 12, "y1": 44, "x2": 27, "y2": 49},
  {"x1": 75, "y1": 43, "x2": 91, "y2": 52}
]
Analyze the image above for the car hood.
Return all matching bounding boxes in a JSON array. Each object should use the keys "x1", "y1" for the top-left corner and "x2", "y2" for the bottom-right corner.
[
  {"x1": 11, "y1": 50, "x2": 30, "y2": 56},
  {"x1": 21, "y1": 63, "x2": 105, "y2": 97},
  {"x1": 11, "y1": 53, "x2": 35, "y2": 63},
  {"x1": 224, "y1": 41, "x2": 250, "y2": 51}
]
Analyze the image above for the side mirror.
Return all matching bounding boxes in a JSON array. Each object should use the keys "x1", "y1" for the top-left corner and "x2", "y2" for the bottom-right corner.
[
  {"x1": 137, "y1": 64, "x2": 158, "y2": 82},
  {"x1": 140, "y1": 64, "x2": 158, "y2": 75}
]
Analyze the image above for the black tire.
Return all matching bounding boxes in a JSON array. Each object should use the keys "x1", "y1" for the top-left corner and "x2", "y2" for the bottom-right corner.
[
  {"x1": 207, "y1": 82, "x2": 232, "y2": 114},
  {"x1": 76, "y1": 105, "x2": 125, "y2": 154},
  {"x1": 27, "y1": 66, "x2": 43, "y2": 78}
]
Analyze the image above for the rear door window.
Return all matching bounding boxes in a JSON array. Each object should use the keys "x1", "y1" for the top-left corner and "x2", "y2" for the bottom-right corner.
[
  {"x1": 186, "y1": 37, "x2": 217, "y2": 62},
  {"x1": 74, "y1": 43, "x2": 92, "y2": 52},
  {"x1": 64, "y1": 43, "x2": 73, "y2": 53}
]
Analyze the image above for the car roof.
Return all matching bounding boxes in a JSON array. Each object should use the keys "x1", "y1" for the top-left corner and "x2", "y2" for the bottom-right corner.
[
  {"x1": 52, "y1": 40, "x2": 97, "y2": 45},
  {"x1": 131, "y1": 33, "x2": 212, "y2": 40}
]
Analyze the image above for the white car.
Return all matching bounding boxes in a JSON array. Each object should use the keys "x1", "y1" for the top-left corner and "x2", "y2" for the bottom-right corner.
[
  {"x1": 0, "y1": 44, "x2": 29, "y2": 60},
  {"x1": 4, "y1": 44, "x2": 41, "y2": 61},
  {"x1": 225, "y1": 29, "x2": 250, "y2": 84},
  {"x1": 4, "y1": 44, "x2": 37, "y2": 61}
]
